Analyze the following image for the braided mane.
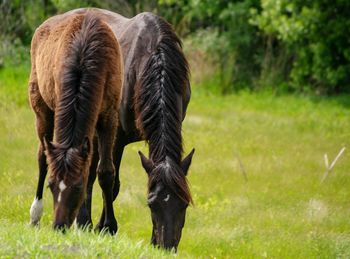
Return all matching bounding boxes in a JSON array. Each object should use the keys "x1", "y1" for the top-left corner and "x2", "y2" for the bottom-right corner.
[{"x1": 134, "y1": 15, "x2": 191, "y2": 204}]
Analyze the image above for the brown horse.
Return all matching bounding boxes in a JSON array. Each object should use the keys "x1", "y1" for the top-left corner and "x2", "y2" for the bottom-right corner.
[{"x1": 28, "y1": 12, "x2": 123, "y2": 233}]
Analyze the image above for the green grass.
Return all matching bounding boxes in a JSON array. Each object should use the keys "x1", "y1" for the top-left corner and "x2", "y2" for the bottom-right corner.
[{"x1": 1, "y1": 65, "x2": 350, "y2": 257}]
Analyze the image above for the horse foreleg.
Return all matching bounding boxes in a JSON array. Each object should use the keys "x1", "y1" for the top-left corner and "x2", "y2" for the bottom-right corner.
[
  {"x1": 95, "y1": 116, "x2": 118, "y2": 234},
  {"x1": 29, "y1": 103, "x2": 54, "y2": 226},
  {"x1": 77, "y1": 136, "x2": 98, "y2": 229}
]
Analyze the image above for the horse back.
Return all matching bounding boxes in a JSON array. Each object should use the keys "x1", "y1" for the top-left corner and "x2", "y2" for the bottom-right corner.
[
  {"x1": 30, "y1": 8, "x2": 191, "y2": 145},
  {"x1": 30, "y1": 11, "x2": 123, "y2": 113},
  {"x1": 127, "y1": 13, "x2": 191, "y2": 138},
  {"x1": 99, "y1": 11, "x2": 191, "y2": 141}
]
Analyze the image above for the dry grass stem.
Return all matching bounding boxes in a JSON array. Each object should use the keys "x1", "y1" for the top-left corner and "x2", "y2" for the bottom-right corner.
[{"x1": 321, "y1": 147, "x2": 346, "y2": 183}]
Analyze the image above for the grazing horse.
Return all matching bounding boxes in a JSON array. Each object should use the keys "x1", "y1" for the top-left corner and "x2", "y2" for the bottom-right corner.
[{"x1": 28, "y1": 12, "x2": 123, "y2": 232}]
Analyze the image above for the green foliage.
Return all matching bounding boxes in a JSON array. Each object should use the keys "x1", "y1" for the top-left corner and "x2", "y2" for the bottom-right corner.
[
  {"x1": 1, "y1": 0, "x2": 350, "y2": 94},
  {"x1": 250, "y1": 1, "x2": 319, "y2": 42},
  {"x1": 250, "y1": 0, "x2": 350, "y2": 93},
  {"x1": 158, "y1": 0, "x2": 350, "y2": 94}
]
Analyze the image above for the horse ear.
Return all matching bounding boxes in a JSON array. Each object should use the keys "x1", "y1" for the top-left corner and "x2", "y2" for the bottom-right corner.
[
  {"x1": 181, "y1": 148, "x2": 195, "y2": 175},
  {"x1": 81, "y1": 137, "x2": 90, "y2": 160},
  {"x1": 138, "y1": 151, "x2": 154, "y2": 174}
]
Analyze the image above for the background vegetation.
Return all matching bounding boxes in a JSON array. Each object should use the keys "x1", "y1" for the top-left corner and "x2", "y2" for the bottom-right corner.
[
  {"x1": 1, "y1": 0, "x2": 350, "y2": 257},
  {"x1": 1, "y1": 0, "x2": 350, "y2": 94}
]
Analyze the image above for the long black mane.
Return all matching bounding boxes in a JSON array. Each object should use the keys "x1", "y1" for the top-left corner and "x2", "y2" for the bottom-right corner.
[{"x1": 134, "y1": 16, "x2": 191, "y2": 203}]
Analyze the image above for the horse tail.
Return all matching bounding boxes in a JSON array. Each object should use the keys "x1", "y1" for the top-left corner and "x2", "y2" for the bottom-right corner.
[
  {"x1": 50, "y1": 13, "x2": 122, "y2": 179},
  {"x1": 54, "y1": 13, "x2": 120, "y2": 148},
  {"x1": 134, "y1": 17, "x2": 189, "y2": 164}
]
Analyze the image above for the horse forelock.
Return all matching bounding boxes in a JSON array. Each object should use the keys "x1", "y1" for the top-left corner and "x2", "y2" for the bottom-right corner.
[
  {"x1": 46, "y1": 144, "x2": 85, "y2": 182},
  {"x1": 148, "y1": 159, "x2": 192, "y2": 205}
]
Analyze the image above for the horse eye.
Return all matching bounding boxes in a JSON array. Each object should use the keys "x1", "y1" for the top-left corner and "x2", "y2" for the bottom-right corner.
[
  {"x1": 163, "y1": 194, "x2": 170, "y2": 202},
  {"x1": 147, "y1": 198, "x2": 156, "y2": 207},
  {"x1": 147, "y1": 192, "x2": 157, "y2": 204},
  {"x1": 182, "y1": 203, "x2": 189, "y2": 210},
  {"x1": 147, "y1": 201, "x2": 154, "y2": 208},
  {"x1": 148, "y1": 197, "x2": 160, "y2": 210}
]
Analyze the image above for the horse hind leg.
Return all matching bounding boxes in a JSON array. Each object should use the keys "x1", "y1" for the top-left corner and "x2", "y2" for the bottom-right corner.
[
  {"x1": 76, "y1": 136, "x2": 98, "y2": 229},
  {"x1": 29, "y1": 83, "x2": 54, "y2": 226},
  {"x1": 95, "y1": 113, "x2": 118, "y2": 235}
]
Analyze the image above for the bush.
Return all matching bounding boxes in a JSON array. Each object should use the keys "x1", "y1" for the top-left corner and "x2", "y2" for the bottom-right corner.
[{"x1": 250, "y1": 0, "x2": 350, "y2": 93}]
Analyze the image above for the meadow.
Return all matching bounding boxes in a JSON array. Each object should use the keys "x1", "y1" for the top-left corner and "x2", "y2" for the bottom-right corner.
[{"x1": 0, "y1": 65, "x2": 350, "y2": 258}]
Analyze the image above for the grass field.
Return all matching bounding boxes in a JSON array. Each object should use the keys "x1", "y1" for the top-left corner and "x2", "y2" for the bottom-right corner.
[{"x1": 1, "y1": 65, "x2": 350, "y2": 258}]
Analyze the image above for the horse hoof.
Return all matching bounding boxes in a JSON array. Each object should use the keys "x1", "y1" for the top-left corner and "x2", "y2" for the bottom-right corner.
[
  {"x1": 30, "y1": 220, "x2": 40, "y2": 227},
  {"x1": 95, "y1": 220, "x2": 118, "y2": 235},
  {"x1": 103, "y1": 223, "x2": 118, "y2": 235},
  {"x1": 94, "y1": 222, "x2": 103, "y2": 233},
  {"x1": 109, "y1": 225, "x2": 118, "y2": 235}
]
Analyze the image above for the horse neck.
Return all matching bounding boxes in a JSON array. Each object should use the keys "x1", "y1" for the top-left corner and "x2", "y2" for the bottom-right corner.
[
  {"x1": 151, "y1": 93, "x2": 183, "y2": 165},
  {"x1": 133, "y1": 16, "x2": 188, "y2": 166},
  {"x1": 148, "y1": 113, "x2": 183, "y2": 165}
]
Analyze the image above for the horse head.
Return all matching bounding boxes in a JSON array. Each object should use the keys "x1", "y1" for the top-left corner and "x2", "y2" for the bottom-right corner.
[
  {"x1": 44, "y1": 137, "x2": 91, "y2": 230},
  {"x1": 138, "y1": 149, "x2": 194, "y2": 251}
]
